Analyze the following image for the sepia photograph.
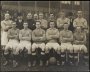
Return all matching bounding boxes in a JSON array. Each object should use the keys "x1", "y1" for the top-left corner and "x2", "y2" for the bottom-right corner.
[{"x1": 0, "y1": 1, "x2": 89, "y2": 71}]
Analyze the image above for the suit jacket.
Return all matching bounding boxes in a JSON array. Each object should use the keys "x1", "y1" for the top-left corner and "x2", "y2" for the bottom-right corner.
[{"x1": 16, "y1": 19, "x2": 24, "y2": 30}]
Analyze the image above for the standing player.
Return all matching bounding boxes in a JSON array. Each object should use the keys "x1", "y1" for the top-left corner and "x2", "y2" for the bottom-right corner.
[
  {"x1": 33, "y1": 13, "x2": 38, "y2": 21},
  {"x1": 1, "y1": 13, "x2": 12, "y2": 49},
  {"x1": 32, "y1": 21, "x2": 46, "y2": 66},
  {"x1": 48, "y1": 13, "x2": 56, "y2": 28},
  {"x1": 26, "y1": 13, "x2": 36, "y2": 30},
  {"x1": 73, "y1": 26, "x2": 88, "y2": 66},
  {"x1": 48, "y1": 13, "x2": 56, "y2": 22},
  {"x1": 17, "y1": 22, "x2": 32, "y2": 67},
  {"x1": 73, "y1": 11, "x2": 88, "y2": 33},
  {"x1": 68, "y1": 12, "x2": 75, "y2": 32},
  {"x1": 16, "y1": 14, "x2": 24, "y2": 30},
  {"x1": 59, "y1": 23, "x2": 73, "y2": 65},
  {"x1": 38, "y1": 13, "x2": 48, "y2": 30},
  {"x1": 3, "y1": 22, "x2": 19, "y2": 67},
  {"x1": 57, "y1": 11, "x2": 70, "y2": 31},
  {"x1": 46, "y1": 21, "x2": 60, "y2": 66}
]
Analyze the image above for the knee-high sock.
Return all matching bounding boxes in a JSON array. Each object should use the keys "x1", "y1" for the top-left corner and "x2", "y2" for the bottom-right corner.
[
  {"x1": 28, "y1": 54, "x2": 32, "y2": 62},
  {"x1": 68, "y1": 52, "x2": 74, "y2": 63},
  {"x1": 60, "y1": 52, "x2": 66, "y2": 62},
  {"x1": 55, "y1": 52, "x2": 60, "y2": 61},
  {"x1": 13, "y1": 55, "x2": 19, "y2": 62},
  {"x1": 73, "y1": 53, "x2": 78, "y2": 63},
  {"x1": 83, "y1": 52, "x2": 89, "y2": 63}
]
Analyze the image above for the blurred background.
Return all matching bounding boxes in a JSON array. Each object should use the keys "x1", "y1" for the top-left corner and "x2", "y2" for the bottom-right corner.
[{"x1": 1, "y1": 1, "x2": 89, "y2": 22}]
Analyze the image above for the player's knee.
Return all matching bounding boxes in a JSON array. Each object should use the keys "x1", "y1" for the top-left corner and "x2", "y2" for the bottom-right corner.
[
  {"x1": 32, "y1": 47, "x2": 36, "y2": 52},
  {"x1": 41, "y1": 47, "x2": 45, "y2": 52},
  {"x1": 45, "y1": 47, "x2": 49, "y2": 53},
  {"x1": 73, "y1": 47, "x2": 80, "y2": 53},
  {"x1": 69, "y1": 48, "x2": 73, "y2": 53},
  {"x1": 81, "y1": 47, "x2": 87, "y2": 53},
  {"x1": 26, "y1": 44, "x2": 31, "y2": 49},
  {"x1": 27, "y1": 49, "x2": 31, "y2": 54},
  {"x1": 61, "y1": 48, "x2": 66, "y2": 53}
]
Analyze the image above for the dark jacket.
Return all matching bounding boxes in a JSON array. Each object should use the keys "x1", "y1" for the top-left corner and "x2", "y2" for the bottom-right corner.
[
  {"x1": 16, "y1": 19, "x2": 24, "y2": 30},
  {"x1": 68, "y1": 18, "x2": 75, "y2": 32},
  {"x1": 27, "y1": 19, "x2": 36, "y2": 30}
]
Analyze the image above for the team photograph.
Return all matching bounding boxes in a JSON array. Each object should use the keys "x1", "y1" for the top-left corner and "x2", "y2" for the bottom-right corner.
[{"x1": 0, "y1": 1, "x2": 89, "y2": 71}]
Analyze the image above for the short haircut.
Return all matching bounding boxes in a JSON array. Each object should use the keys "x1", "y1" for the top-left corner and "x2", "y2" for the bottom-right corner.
[
  {"x1": 39, "y1": 12, "x2": 43, "y2": 15},
  {"x1": 27, "y1": 13, "x2": 32, "y2": 16},
  {"x1": 12, "y1": 22, "x2": 16, "y2": 25},
  {"x1": 77, "y1": 11, "x2": 83, "y2": 13},
  {"x1": 36, "y1": 21, "x2": 41, "y2": 24},
  {"x1": 64, "y1": 22, "x2": 68, "y2": 24},
  {"x1": 49, "y1": 21, "x2": 55, "y2": 24},
  {"x1": 23, "y1": 22, "x2": 28, "y2": 25},
  {"x1": 50, "y1": 13, "x2": 54, "y2": 16},
  {"x1": 34, "y1": 14, "x2": 38, "y2": 16},
  {"x1": 60, "y1": 11, "x2": 65, "y2": 14},
  {"x1": 5, "y1": 13, "x2": 10, "y2": 16}
]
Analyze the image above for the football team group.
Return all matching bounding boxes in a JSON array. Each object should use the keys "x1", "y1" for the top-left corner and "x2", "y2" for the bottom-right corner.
[{"x1": 1, "y1": 10, "x2": 89, "y2": 68}]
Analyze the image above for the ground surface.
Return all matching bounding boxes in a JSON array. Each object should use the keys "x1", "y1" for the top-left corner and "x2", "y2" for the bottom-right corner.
[{"x1": 1, "y1": 56, "x2": 89, "y2": 72}]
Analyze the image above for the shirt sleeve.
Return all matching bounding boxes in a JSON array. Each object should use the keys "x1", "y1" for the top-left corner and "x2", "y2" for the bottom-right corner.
[
  {"x1": 67, "y1": 18, "x2": 70, "y2": 25},
  {"x1": 57, "y1": 18, "x2": 60, "y2": 28},
  {"x1": 19, "y1": 30, "x2": 22, "y2": 40},
  {"x1": 7, "y1": 29, "x2": 11, "y2": 39},
  {"x1": 46, "y1": 29, "x2": 52, "y2": 40},
  {"x1": 83, "y1": 19, "x2": 88, "y2": 29},
  {"x1": 1, "y1": 21, "x2": 7, "y2": 30},
  {"x1": 73, "y1": 19, "x2": 77, "y2": 28},
  {"x1": 32, "y1": 30, "x2": 38, "y2": 41}
]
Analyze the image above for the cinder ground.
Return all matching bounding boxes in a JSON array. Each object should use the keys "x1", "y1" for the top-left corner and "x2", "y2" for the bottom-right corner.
[{"x1": 1, "y1": 55, "x2": 89, "y2": 72}]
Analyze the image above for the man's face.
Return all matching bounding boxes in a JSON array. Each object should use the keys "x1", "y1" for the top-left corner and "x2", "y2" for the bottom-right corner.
[
  {"x1": 18, "y1": 16, "x2": 23, "y2": 20},
  {"x1": 50, "y1": 22, "x2": 55, "y2": 28},
  {"x1": 34, "y1": 15, "x2": 38, "y2": 20},
  {"x1": 60, "y1": 12, "x2": 65, "y2": 18},
  {"x1": 36, "y1": 22, "x2": 41, "y2": 28},
  {"x1": 39, "y1": 15, "x2": 43, "y2": 19},
  {"x1": 14, "y1": 13, "x2": 17, "y2": 17},
  {"x1": 64, "y1": 24, "x2": 69, "y2": 30},
  {"x1": 12, "y1": 23, "x2": 16, "y2": 28},
  {"x1": 27, "y1": 14, "x2": 32, "y2": 19},
  {"x1": 77, "y1": 12, "x2": 82, "y2": 18},
  {"x1": 23, "y1": 23, "x2": 28, "y2": 29},
  {"x1": 50, "y1": 14, "x2": 54, "y2": 19},
  {"x1": 5, "y1": 14, "x2": 10, "y2": 20}
]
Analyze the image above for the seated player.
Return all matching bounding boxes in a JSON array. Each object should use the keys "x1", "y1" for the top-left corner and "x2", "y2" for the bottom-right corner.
[
  {"x1": 32, "y1": 21, "x2": 46, "y2": 66},
  {"x1": 17, "y1": 22, "x2": 32, "y2": 67},
  {"x1": 46, "y1": 21, "x2": 60, "y2": 66},
  {"x1": 4, "y1": 22, "x2": 19, "y2": 67},
  {"x1": 59, "y1": 23, "x2": 73, "y2": 65},
  {"x1": 73, "y1": 26, "x2": 88, "y2": 66}
]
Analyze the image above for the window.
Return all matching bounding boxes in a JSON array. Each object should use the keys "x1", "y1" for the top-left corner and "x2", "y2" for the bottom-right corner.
[
  {"x1": 74, "y1": 1, "x2": 80, "y2": 5},
  {"x1": 61, "y1": 1, "x2": 71, "y2": 4}
]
